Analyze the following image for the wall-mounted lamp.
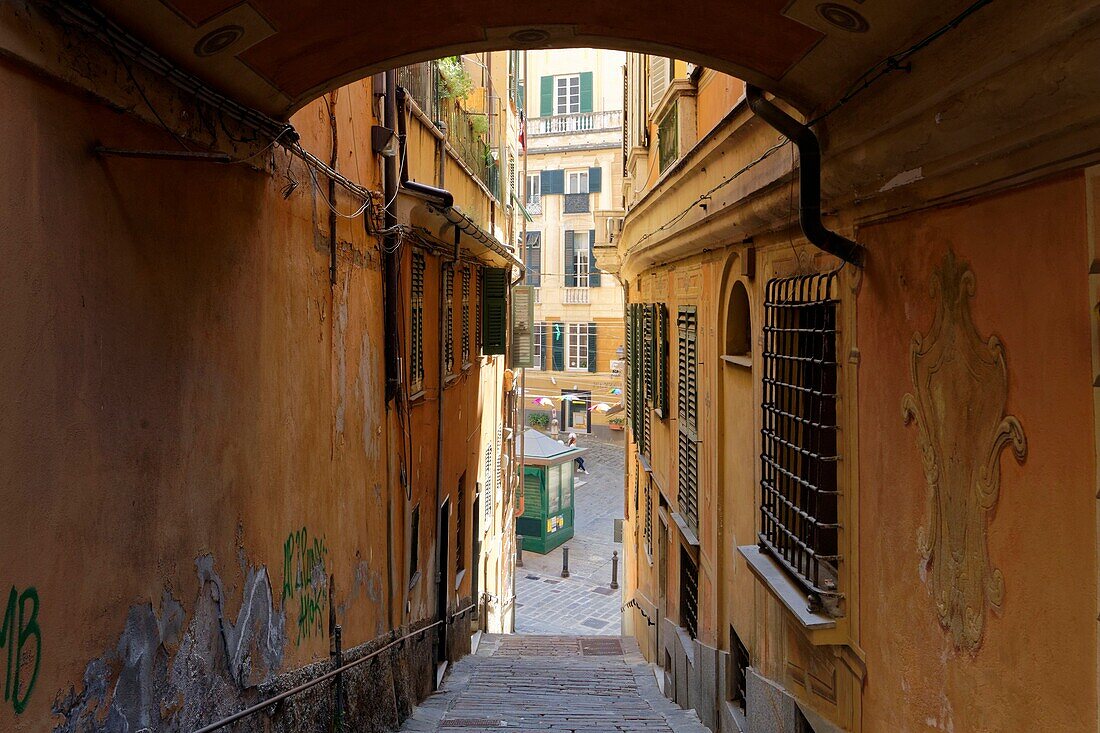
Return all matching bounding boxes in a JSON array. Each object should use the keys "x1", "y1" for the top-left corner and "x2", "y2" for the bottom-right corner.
[{"x1": 371, "y1": 125, "x2": 399, "y2": 158}]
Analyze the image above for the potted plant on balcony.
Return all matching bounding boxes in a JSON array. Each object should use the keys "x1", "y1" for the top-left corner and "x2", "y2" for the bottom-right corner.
[{"x1": 608, "y1": 416, "x2": 625, "y2": 431}]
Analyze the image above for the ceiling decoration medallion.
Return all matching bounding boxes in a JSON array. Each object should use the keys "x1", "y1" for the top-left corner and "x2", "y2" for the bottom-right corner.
[
  {"x1": 816, "y1": 3, "x2": 870, "y2": 33},
  {"x1": 509, "y1": 28, "x2": 552, "y2": 46},
  {"x1": 902, "y1": 250, "x2": 1027, "y2": 651},
  {"x1": 194, "y1": 25, "x2": 245, "y2": 57}
]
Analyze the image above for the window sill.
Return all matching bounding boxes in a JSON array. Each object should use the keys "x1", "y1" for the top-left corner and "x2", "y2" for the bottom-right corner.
[
  {"x1": 409, "y1": 389, "x2": 427, "y2": 405},
  {"x1": 408, "y1": 569, "x2": 422, "y2": 591},
  {"x1": 670, "y1": 511, "x2": 700, "y2": 547},
  {"x1": 444, "y1": 373, "x2": 459, "y2": 388},
  {"x1": 462, "y1": 362, "x2": 473, "y2": 372},
  {"x1": 636, "y1": 452, "x2": 652, "y2": 473},
  {"x1": 455, "y1": 568, "x2": 466, "y2": 591},
  {"x1": 721, "y1": 354, "x2": 752, "y2": 368},
  {"x1": 738, "y1": 545, "x2": 835, "y2": 631}
]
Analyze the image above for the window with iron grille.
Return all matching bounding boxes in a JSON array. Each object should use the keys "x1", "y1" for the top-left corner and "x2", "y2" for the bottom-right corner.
[
  {"x1": 409, "y1": 504, "x2": 420, "y2": 582},
  {"x1": 461, "y1": 267, "x2": 471, "y2": 365},
  {"x1": 728, "y1": 626, "x2": 749, "y2": 711},
  {"x1": 654, "y1": 304, "x2": 669, "y2": 417},
  {"x1": 680, "y1": 547, "x2": 698, "y2": 639},
  {"x1": 456, "y1": 476, "x2": 466, "y2": 572},
  {"x1": 644, "y1": 475, "x2": 653, "y2": 558},
  {"x1": 677, "y1": 306, "x2": 699, "y2": 535},
  {"x1": 642, "y1": 304, "x2": 654, "y2": 457},
  {"x1": 410, "y1": 250, "x2": 426, "y2": 393},
  {"x1": 444, "y1": 265, "x2": 455, "y2": 374},
  {"x1": 759, "y1": 273, "x2": 841, "y2": 615}
]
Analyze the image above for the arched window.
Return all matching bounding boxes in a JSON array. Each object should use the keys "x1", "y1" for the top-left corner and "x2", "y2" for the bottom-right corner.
[{"x1": 724, "y1": 280, "x2": 751, "y2": 358}]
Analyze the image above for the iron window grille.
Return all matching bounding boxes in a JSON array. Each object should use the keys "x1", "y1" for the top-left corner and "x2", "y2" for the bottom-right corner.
[
  {"x1": 410, "y1": 250, "x2": 426, "y2": 393},
  {"x1": 729, "y1": 626, "x2": 749, "y2": 711},
  {"x1": 409, "y1": 505, "x2": 420, "y2": 581},
  {"x1": 456, "y1": 478, "x2": 466, "y2": 572},
  {"x1": 759, "y1": 273, "x2": 842, "y2": 615},
  {"x1": 677, "y1": 306, "x2": 699, "y2": 535},
  {"x1": 461, "y1": 267, "x2": 471, "y2": 365},
  {"x1": 680, "y1": 547, "x2": 698, "y2": 639},
  {"x1": 444, "y1": 265, "x2": 455, "y2": 373},
  {"x1": 563, "y1": 193, "x2": 590, "y2": 214}
]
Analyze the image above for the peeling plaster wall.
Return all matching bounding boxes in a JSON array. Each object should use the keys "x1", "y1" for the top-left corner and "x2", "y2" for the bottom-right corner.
[{"x1": 0, "y1": 40, "x2": 512, "y2": 732}]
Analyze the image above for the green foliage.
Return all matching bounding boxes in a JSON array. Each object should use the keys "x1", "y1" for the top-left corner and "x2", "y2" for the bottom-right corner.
[
  {"x1": 469, "y1": 113, "x2": 488, "y2": 138},
  {"x1": 528, "y1": 412, "x2": 550, "y2": 428},
  {"x1": 438, "y1": 56, "x2": 473, "y2": 101},
  {"x1": 608, "y1": 416, "x2": 626, "y2": 426}
]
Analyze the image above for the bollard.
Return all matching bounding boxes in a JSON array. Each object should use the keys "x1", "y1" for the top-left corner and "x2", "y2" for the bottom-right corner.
[
  {"x1": 561, "y1": 546, "x2": 570, "y2": 578},
  {"x1": 516, "y1": 536, "x2": 524, "y2": 567},
  {"x1": 333, "y1": 624, "x2": 344, "y2": 731},
  {"x1": 610, "y1": 551, "x2": 619, "y2": 590}
]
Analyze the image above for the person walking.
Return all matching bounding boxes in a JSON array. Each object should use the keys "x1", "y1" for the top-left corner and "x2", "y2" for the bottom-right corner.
[{"x1": 568, "y1": 433, "x2": 588, "y2": 474}]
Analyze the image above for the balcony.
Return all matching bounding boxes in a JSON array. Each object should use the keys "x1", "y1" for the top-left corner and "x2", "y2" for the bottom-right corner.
[
  {"x1": 563, "y1": 287, "x2": 590, "y2": 304},
  {"x1": 530, "y1": 110, "x2": 623, "y2": 136},
  {"x1": 564, "y1": 193, "x2": 590, "y2": 214}
]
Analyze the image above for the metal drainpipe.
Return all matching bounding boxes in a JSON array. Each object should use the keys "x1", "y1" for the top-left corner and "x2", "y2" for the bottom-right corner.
[
  {"x1": 743, "y1": 85, "x2": 865, "y2": 268},
  {"x1": 383, "y1": 71, "x2": 401, "y2": 402}
]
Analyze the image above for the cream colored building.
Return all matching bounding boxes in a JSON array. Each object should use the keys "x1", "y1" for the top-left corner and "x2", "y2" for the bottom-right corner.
[{"x1": 520, "y1": 49, "x2": 626, "y2": 433}]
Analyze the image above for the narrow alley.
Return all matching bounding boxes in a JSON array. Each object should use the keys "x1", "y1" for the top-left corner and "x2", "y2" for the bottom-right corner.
[{"x1": 401, "y1": 635, "x2": 707, "y2": 733}]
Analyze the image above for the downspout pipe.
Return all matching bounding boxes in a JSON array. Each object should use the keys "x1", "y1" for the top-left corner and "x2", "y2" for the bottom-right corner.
[{"x1": 744, "y1": 85, "x2": 865, "y2": 268}]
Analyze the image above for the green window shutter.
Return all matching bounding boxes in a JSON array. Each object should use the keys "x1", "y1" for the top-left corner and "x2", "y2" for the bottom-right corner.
[
  {"x1": 523, "y1": 469, "x2": 544, "y2": 515},
  {"x1": 656, "y1": 303, "x2": 669, "y2": 417},
  {"x1": 564, "y1": 231, "x2": 576, "y2": 287},
  {"x1": 517, "y1": 80, "x2": 525, "y2": 112},
  {"x1": 525, "y1": 231, "x2": 541, "y2": 287},
  {"x1": 552, "y1": 323, "x2": 565, "y2": 370},
  {"x1": 589, "y1": 230, "x2": 601, "y2": 287},
  {"x1": 588, "y1": 166, "x2": 602, "y2": 193},
  {"x1": 540, "y1": 169, "x2": 564, "y2": 195},
  {"x1": 579, "y1": 71, "x2": 594, "y2": 113},
  {"x1": 588, "y1": 322, "x2": 598, "y2": 373},
  {"x1": 540, "y1": 75, "x2": 554, "y2": 117},
  {"x1": 541, "y1": 326, "x2": 550, "y2": 371},
  {"x1": 481, "y1": 268, "x2": 508, "y2": 355}
]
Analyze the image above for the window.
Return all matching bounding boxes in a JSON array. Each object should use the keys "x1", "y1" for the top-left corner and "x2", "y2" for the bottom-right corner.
[
  {"x1": 481, "y1": 267, "x2": 508, "y2": 356},
  {"x1": 658, "y1": 106, "x2": 679, "y2": 173},
  {"x1": 444, "y1": 265, "x2": 454, "y2": 374},
  {"x1": 654, "y1": 304, "x2": 669, "y2": 417},
  {"x1": 677, "y1": 306, "x2": 699, "y2": 535},
  {"x1": 548, "y1": 463, "x2": 562, "y2": 513},
  {"x1": 555, "y1": 74, "x2": 580, "y2": 115},
  {"x1": 526, "y1": 172, "x2": 541, "y2": 206},
  {"x1": 410, "y1": 250, "x2": 426, "y2": 393},
  {"x1": 560, "y1": 463, "x2": 574, "y2": 510},
  {"x1": 728, "y1": 626, "x2": 749, "y2": 711},
  {"x1": 456, "y1": 476, "x2": 466, "y2": 572},
  {"x1": 565, "y1": 230, "x2": 590, "y2": 288},
  {"x1": 461, "y1": 267, "x2": 471, "y2": 365},
  {"x1": 725, "y1": 280, "x2": 751, "y2": 357},
  {"x1": 524, "y1": 232, "x2": 541, "y2": 287},
  {"x1": 759, "y1": 273, "x2": 841, "y2": 615},
  {"x1": 409, "y1": 505, "x2": 420, "y2": 582},
  {"x1": 680, "y1": 547, "x2": 698, "y2": 639},
  {"x1": 567, "y1": 323, "x2": 589, "y2": 371},
  {"x1": 648, "y1": 56, "x2": 671, "y2": 111},
  {"x1": 566, "y1": 170, "x2": 589, "y2": 194},
  {"x1": 641, "y1": 305, "x2": 653, "y2": 457},
  {"x1": 644, "y1": 475, "x2": 653, "y2": 558},
  {"x1": 534, "y1": 322, "x2": 546, "y2": 369}
]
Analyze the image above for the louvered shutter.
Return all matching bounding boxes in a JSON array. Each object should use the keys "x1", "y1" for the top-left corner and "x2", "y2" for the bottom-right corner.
[
  {"x1": 481, "y1": 268, "x2": 508, "y2": 355},
  {"x1": 525, "y1": 231, "x2": 541, "y2": 287},
  {"x1": 540, "y1": 75, "x2": 554, "y2": 117},
  {"x1": 655, "y1": 303, "x2": 669, "y2": 417},
  {"x1": 677, "y1": 306, "x2": 699, "y2": 534},
  {"x1": 552, "y1": 323, "x2": 565, "y2": 371},
  {"x1": 579, "y1": 71, "x2": 593, "y2": 113},
  {"x1": 564, "y1": 231, "x2": 576, "y2": 287},
  {"x1": 648, "y1": 56, "x2": 670, "y2": 112},
  {"x1": 588, "y1": 230, "x2": 601, "y2": 287},
  {"x1": 540, "y1": 169, "x2": 564, "y2": 194},
  {"x1": 588, "y1": 322, "x2": 598, "y2": 373},
  {"x1": 541, "y1": 325, "x2": 550, "y2": 371},
  {"x1": 588, "y1": 166, "x2": 602, "y2": 193},
  {"x1": 625, "y1": 305, "x2": 634, "y2": 430}
]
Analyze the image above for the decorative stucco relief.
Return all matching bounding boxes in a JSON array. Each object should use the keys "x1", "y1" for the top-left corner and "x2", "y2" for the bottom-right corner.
[{"x1": 901, "y1": 250, "x2": 1027, "y2": 651}]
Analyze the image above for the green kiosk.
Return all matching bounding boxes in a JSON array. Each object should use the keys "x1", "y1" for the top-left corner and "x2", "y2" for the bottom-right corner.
[{"x1": 517, "y1": 428, "x2": 588, "y2": 554}]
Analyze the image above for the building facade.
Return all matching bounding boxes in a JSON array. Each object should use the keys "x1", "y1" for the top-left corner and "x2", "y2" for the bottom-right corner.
[
  {"x1": 519, "y1": 48, "x2": 627, "y2": 435},
  {"x1": 617, "y1": 18, "x2": 1099, "y2": 733}
]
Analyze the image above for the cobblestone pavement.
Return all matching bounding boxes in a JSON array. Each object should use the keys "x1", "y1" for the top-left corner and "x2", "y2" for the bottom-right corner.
[
  {"x1": 516, "y1": 436, "x2": 625, "y2": 635},
  {"x1": 400, "y1": 634, "x2": 708, "y2": 732}
]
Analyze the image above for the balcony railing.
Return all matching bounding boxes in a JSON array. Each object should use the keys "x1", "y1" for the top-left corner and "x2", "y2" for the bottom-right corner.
[
  {"x1": 563, "y1": 287, "x2": 590, "y2": 304},
  {"x1": 563, "y1": 193, "x2": 590, "y2": 214},
  {"x1": 530, "y1": 110, "x2": 623, "y2": 136},
  {"x1": 524, "y1": 199, "x2": 543, "y2": 216}
]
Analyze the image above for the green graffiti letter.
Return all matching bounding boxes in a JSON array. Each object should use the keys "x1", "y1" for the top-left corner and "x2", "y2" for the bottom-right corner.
[{"x1": 13, "y1": 588, "x2": 40, "y2": 714}]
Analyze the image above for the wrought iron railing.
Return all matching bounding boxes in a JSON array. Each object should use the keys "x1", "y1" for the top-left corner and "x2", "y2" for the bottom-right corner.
[
  {"x1": 530, "y1": 110, "x2": 622, "y2": 135},
  {"x1": 563, "y1": 193, "x2": 590, "y2": 214}
]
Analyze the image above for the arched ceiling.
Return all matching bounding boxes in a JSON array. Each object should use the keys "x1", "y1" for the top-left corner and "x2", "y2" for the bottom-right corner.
[{"x1": 88, "y1": 0, "x2": 980, "y2": 118}]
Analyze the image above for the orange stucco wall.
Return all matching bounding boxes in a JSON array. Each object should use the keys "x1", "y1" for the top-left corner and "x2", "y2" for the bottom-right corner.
[{"x1": 856, "y1": 174, "x2": 1096, "y2": 731}]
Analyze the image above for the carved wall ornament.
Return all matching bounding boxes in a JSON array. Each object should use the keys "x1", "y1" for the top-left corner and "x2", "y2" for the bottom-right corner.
[{"x1": 901, "y1": 250, "x2": 1027, "y2": 651}]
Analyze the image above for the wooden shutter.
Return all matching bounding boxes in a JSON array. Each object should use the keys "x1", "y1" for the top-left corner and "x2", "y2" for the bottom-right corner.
[
  {"x1": 677, "y1": 306, "x2": 699, "y2": 534},
  {"x1": 540, "y1": 75, "x2": 553, "y2": 117},
  {"x1": 541, "y1": 325, "x2": 550, "y2": 371},
  {"x1": 588, "y1": 230, "x2": 601, "y2": 287},
  {"x1": 625, "y1": 305, "x2": 634, "y2": 430},
  {"x1": 564, "y1": 231, "x2": 576, "y2": 287},
  {"x1": 588, "y1": 166, "x2": 602, "y2": 193},
  {"x1": 655, "y1": 303, "x2": 669, "y2": 417},
  {"x1": 648, "y1": 56, "x2": 670, "y2": 112},
  {"x1": 588, "y1": 322, "x2": 598, "y2": 373},
  {"x1": 552, "y1": 323, "x2": 565, "y2": 370},
  {"x1": 579, "y1": 71, "x2": 594, "y2": 113},
  {"x1": 481, "y1": 267, "x2": 508, "y2": 355},
  {"x1": 525, "y1": 231, "x2": 541, "y2": 287},
  {"x1": 540, "y1": 169, "x2": 564, "y2": 194}
]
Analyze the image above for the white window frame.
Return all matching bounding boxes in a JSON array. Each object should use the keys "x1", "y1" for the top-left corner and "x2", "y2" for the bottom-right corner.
[
  {"x1": 567, "y1": 323, "x2": 590, "y2": 371},
  {"x1": 526, "y1": 173, "x2": 541, "y2": 205},
  {"x1": 566, "y1": 170, "x2": 589, "y2": 194},
  {"x1": 555, "y1": 74, "x2": 581, "y2": 115},
  {"x1": 572, "y1": 231, "x2": 590, "y2": 288},
  {"x1": 534, "y1": 322, "x2": 546, "y2": 369}
]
